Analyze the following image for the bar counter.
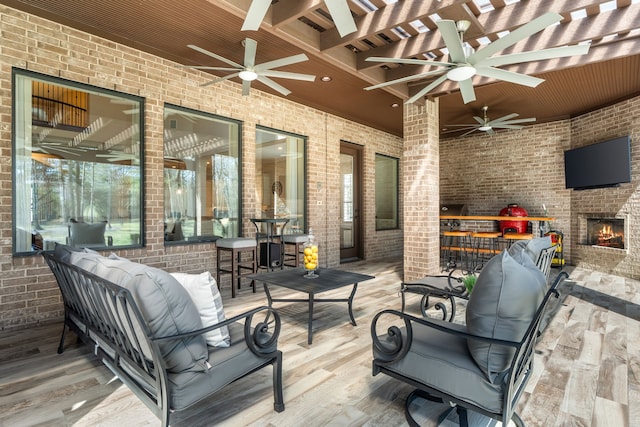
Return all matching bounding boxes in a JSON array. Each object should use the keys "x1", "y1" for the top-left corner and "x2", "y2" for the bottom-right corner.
[{"x1": 440, "y1": 215, "x2": 555, "y2": 221}]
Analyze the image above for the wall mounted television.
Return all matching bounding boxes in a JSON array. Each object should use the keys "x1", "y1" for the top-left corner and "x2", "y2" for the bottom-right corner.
[{"x1": 564, "y1": 135, "x2": 632, "y2": 190}]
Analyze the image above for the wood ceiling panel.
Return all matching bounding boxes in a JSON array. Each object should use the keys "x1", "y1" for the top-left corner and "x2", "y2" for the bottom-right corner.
[{"x1": 2, "y1": 0, "x2": 639, "y2": 138}]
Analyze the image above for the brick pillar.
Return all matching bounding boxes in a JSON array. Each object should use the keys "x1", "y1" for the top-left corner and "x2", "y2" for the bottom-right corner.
[{"x1": 403, "y1": 99, "x2": 440, "y2": 281}]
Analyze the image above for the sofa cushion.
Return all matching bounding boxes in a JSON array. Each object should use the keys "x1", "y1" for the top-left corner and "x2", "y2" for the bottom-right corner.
[
  {"x1": 466, "y1": 250, "x2": 546, "y2": 382},
  {"x1": 69, "y1": 253, "x2": 209, "y2": 374},
  {"x1": 507, "y1": 235, "x2": 552, "y2": 265},
  {"x1": 171, "y1": 271, "x2": 230, "y2": 348}
]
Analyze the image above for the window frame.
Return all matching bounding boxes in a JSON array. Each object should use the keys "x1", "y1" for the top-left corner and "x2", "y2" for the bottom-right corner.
[
  {"x1": 11, "y1": 68, "x2": 146, "y2": 256},
  {"x1": 375, "y1": 153, "x2": 400, "y2": 231},
  {"x1": 163, "y1": 103, "x2": 243, "y2": 243},
  {"x1": 255, "y1": 125, "x2": 308, "y2": 234}
]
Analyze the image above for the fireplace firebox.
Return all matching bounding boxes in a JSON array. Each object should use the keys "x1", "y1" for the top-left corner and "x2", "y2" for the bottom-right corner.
[{"x1": 586, "y1": 218, "x2": 625, "y2": 249}]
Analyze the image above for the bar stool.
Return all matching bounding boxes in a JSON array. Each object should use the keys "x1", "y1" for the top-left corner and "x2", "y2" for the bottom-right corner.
[
  {"x1": 503, "y1": 232, "x2": 534, "y2": 249},
  {"x1": 282, "y1": 234, "x2": 307, "y2": 267},
  {"x1": 441, "y1": 230, "x2": 472, "y2": 272},
  {"x1": 216, "y1": 237, "x2": 257, "y2": 298},
  {"x1": 471, "y1": 231, "x2": 502, "y2": 271}
]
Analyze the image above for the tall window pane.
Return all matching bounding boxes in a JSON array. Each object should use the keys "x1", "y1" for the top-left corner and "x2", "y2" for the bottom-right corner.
[
  {"x1": 375, "y1": 154, "x2": 399, "y2": 230},
  {"x1": 163, "y1": 105, "x2": 241, "y2": 241},
  {"x1": 255, "y1": 127, "x2": 306, "y2": 234},
  {"x1": 12, "y1": 69, "x2": 144, "y2": 254}
]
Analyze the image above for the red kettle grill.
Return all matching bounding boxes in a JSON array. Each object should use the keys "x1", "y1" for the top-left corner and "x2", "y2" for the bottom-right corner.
[{"x1": 499, "y1": 203, "x2": 528, "y2": 234}]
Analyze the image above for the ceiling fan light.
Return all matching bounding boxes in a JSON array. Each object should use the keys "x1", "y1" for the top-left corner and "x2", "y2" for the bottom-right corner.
[
  {"x1": 478, "y1": 125, "x2": 492, "y2": 131},
  {"x1": 447, "y1": 65, "x2": 476, "y2": 82},
  {"x1": 239, "y1": 70, "x2": 258, "y2": 81}
]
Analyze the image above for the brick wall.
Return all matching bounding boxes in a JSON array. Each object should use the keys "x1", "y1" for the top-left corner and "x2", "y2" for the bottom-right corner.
[
  {"x1": 0, "y1": 6, "x2": 403, "y2": 330},
  {"x1": 440, "y1": 96, "x2": 640, "y2": 280},
  {"x1": 569, "y1": 97, "x2": 640, "y2": 278}
]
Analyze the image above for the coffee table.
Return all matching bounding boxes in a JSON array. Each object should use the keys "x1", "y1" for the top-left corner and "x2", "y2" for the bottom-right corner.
[{"x1": 249, "y1": 268, "x2": 374, "y2": 344}]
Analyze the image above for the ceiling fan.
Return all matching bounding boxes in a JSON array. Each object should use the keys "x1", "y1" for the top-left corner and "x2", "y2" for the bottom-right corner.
[
  {"x1": 364, "y1": 12, "x2": 590, "y2": 104},
  {"x1": 180, "y1": 38, "x2": 316, "y2": 96},
  {"x1": 242, "y1": 0, "x2": 357, "y2": 38},
  {"x1": 443, "y1": 105, "x2": 536, "y2": 136}
]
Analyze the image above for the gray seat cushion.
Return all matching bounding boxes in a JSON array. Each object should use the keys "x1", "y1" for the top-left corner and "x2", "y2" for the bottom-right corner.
[
  {"x1": 466, "y1": 250, "x2": 546, "y2": 382},
  {"x1": 375, "y1": 319, "x2": 505, "y2": 413},
  {"x1": 167, "y1": 322, "x2": 273, "y2": 411}
]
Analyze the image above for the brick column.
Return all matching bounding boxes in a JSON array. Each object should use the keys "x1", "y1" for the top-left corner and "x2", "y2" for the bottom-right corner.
[{"x1": 403, "y1": 99, "x2": 440, "y2": 281}]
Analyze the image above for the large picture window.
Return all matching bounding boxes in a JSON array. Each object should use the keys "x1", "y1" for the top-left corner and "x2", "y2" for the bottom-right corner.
[
  {"x1": 255, "y1": 127, "x2": 306, "y2": 234},
  {"x1": 375, "y1": 154, "x2": 399, "y2": 230},
  {"x1": 12, "y1": 69, "x2": 144, "y2": 254},
  {"x1": 163, "y1": 105, "x2": 241, "y2": 242}
]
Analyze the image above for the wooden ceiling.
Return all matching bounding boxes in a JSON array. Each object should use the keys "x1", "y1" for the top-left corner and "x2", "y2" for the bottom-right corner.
[{"x1": 5, "y1": 0, "x2": 639, "y2": 137}]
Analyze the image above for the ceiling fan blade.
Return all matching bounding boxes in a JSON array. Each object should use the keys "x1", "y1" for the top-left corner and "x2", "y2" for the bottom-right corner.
[
  {"x1": 188, "y1": 44, "x2": 243, "y2": 69},
  {"x1": 366, "y1": 56, "x2": 455, "y2": 68},
  {"x1": 255, "y1": 54, "x2": 309, "y2": 72},
  {"x1": 492, "y1": 117, "x2": 537, "y2": 125},
  {"x1": 481, "y1": 44, "x2": 590, "y2": 68},
  {"x1": 436, "y1": 20, "x2": 467, "y2": 63},
  {"x1": 243, "y1": 38, "x2": 258, "y2": 68},
  {"x1": 241, "y1": 0, "x2": 271, "y2": 31},
  {"x1": 242, "y1": 79, "x2": 252, "y2": 96},
  {"x1": 256, "y1": 75, "x2": 292, "y2": 96},
  {"x1": 491, "y1": 124, "x2": 525, "y2": 129},
  {"x1": 324, "y1": 0, "x2": 357, "y2": 38},
  {"x1": 459, "y1": 79, "x2": 476, "y2": 104},
  {"x1": 177, "y1": 66, "x2": 239, "y2": 71},
  {"x1": 473, "y1": 116, "x2": 484, "y2": 125},
  {"x1": 486, "y1": 128, "x2": 495, "y2": 135},
  {"x1": 475, "y1": 67, "x2": 545, "y2": 87},
  {"x1": 445, "y1": 124, "x2": 481, "y2": 128},
  {"x1": 259, "y1": 70, "x2": 316, "y2": 81},
  {"x1": 461, "y1": 128, "x2": 480, "y2": 137},
  {"x1": 200, "y1": 72, "x2": 240, "y2": 87},
  {"x1": 489, "y1": 113, "x2": 519, "y2": 123},
  {"x1": 405, "y1": 74, "x2": 448, "y2": 104},
  {"x1": 364, "y1": 70, "x2": 445, "y2": 91},
  {"x1": 468, "y1": 12, "x2": 563, "y2": 64}
]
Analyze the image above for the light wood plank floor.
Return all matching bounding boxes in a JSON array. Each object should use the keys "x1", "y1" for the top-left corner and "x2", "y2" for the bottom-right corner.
[{"x1": 1, "y1": 258, "x2": 638, "y2": 426}]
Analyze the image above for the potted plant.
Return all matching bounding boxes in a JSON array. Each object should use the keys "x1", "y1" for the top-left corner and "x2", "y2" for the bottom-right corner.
[{"x1": 462, "y1": 274, "x2": 477, "y2": 294}]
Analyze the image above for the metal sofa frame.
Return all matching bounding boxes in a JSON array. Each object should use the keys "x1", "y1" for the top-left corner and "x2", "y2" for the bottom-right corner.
[{"x1": 43, "y1": 252, "x2": 284, "y2": 426}]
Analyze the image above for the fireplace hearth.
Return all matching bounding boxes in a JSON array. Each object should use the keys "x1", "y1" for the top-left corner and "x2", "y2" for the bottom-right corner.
[{"x1": 586, "y1": 218, "x2": 625, "y2": 249}]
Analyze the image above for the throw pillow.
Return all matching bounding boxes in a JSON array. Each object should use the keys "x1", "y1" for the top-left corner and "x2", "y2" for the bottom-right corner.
[
  {"x1": 466, "y1": 250, "x2": 546, "y2": 382},
  {"x1": 171, "y1": 272, "x2": 231, "y2": 348}
]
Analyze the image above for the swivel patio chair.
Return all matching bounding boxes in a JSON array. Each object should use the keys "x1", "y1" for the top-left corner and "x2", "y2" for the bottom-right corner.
[{"x1": 373, "y1": 240, "x2": 568, "y2": 426}]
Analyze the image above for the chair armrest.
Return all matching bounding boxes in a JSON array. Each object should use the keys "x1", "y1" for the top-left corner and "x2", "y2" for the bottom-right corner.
[
  {"x1": 152, "y1": 305, "x2": 281, "y2": 358},
  {"x1": 401, "y1": 271, "x2": 469, "y2": 320},
  {"x1": 371, "y1": 309, "x2": 520, "y2": 365}
]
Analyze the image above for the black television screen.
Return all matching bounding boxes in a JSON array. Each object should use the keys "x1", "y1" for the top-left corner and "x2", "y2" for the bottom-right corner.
[{"x1": 564, "y1": 136, "x2": 632, "y2": 190}]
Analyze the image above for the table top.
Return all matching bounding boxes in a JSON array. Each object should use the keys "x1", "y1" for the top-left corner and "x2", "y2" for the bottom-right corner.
[
  {"x1": 249, "y1": 268, "x2": 375, "y2": 294},
  {"x1": 440, "y1": 215, "x2": 554, "y2": 221},
  {"x1": 250, "y1": 218, "x2": 290, "y2": 224}
]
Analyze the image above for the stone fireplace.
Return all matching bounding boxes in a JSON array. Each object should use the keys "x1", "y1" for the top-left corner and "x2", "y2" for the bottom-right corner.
[{"x1": 584, "y1": 217, "x2": 626, "y2": 250}]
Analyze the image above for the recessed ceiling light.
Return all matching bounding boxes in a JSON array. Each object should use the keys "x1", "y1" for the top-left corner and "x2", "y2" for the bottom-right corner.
[
  {"x1": 391, "y1": 103, "x2": 400, "y2": 108},
  {"x1": 321, "y1": 76, "x2": 332, "y2": 82}
]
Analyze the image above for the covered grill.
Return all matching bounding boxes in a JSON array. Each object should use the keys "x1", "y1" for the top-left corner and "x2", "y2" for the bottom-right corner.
[{"x1": 499, "y1": 203, "x2": 528, "y2": 234}]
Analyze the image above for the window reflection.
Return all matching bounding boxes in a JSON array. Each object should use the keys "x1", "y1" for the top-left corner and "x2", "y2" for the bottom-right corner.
[
  {"x1": 375, "y1": 154, "x2": 399, "y2": 230},
  {"x1": 255, "y1": 127, "x2": 306, "y2": 234},
  {"x1": 12, "y1": 69, "x2": 144, "y2": 254},
  {"x1": 163, "y1": 105, "x2": 241, "y2": 242}
]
